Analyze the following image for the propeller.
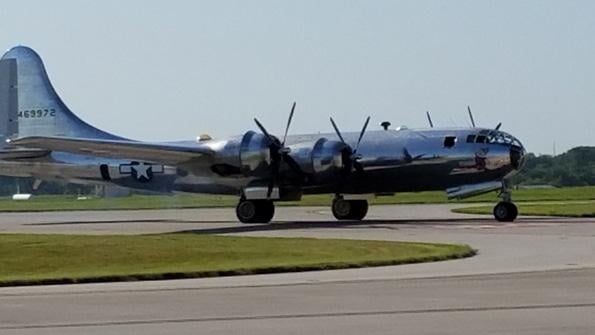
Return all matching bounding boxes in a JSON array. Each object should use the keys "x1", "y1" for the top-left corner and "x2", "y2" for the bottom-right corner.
[
  {"x1": 467, "y1": 106, "x2": 476, "y2": 128},
  {"x1": 403, "y1": 148, "x2": 425, "y2": 163},
  {"x1": 466, "y1": 105, "x2": 503, "y2": 131},
  {"x1": 426, "y1": 111, "x2": 434, "y2": 128},
  {"x1": 253, "y1": 102, "x2": 302, "y2": 198},
  {"x1": 329, "y1": 116, "x2": 371, "y2": 173}
]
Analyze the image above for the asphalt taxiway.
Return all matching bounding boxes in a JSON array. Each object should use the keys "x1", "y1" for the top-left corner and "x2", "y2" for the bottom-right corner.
[{"x1": 1, "y1": 204, "x2": 594, "y2": 334}]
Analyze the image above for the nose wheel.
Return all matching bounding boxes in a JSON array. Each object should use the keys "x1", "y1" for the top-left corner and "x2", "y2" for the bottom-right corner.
[
  {"x1": 236, "y1": 199, "x2": 275, "y2": 224},
  {"x1": 332, "y1": 198, "x2": 369, "y2": 221},
  {"x1": 493, "y1": 185, "x2": 518, "y2": 222},
  {"x1": 493, "y1": 201, "x2": 518, "y2": 222}
]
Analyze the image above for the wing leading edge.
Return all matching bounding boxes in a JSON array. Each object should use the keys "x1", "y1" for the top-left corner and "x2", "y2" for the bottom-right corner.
[{"x1": 8, "y1": 136, "x2": 214, "y2": 165}]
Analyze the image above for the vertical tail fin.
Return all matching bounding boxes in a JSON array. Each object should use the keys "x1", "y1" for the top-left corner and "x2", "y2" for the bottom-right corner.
[{"x1": 0, "y1": 46, "x2": 122, "y2": 141}]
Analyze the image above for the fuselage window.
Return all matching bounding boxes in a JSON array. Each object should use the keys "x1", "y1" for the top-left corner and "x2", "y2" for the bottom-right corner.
[
  {"x1": 444, "y1": 136, "x2": 457, "y2": 148},
  {"x1": 466, "y1": 134, "x2": 476, "y2": 143},
  {"x1": 475, "y1": 135, "x2": 487, "y2": 143}
]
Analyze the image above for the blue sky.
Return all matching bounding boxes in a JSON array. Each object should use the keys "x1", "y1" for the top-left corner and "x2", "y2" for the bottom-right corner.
[{"x1": 1, "y1": 0, "x2": 594, "y2": 154}]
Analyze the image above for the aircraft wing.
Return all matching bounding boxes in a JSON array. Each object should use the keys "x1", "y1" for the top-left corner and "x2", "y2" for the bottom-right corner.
[{"x1": 8, "y1": 136, "x2": 214, "y2": 165}]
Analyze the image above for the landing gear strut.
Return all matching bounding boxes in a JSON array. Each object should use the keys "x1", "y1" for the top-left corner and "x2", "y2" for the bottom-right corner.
[
  {"x1": 493, "y1": 186, "x2": 518, "y2": 222},
  {"x1": 332, "y1": 197, "x2": 369, "y2": 221},
  {"x1": 236, "y1": 199, "x2": 275, "y2": 224}
]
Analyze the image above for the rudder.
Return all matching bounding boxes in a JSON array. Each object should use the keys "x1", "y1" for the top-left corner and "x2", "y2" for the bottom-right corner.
[
  {"x1": 0, "y1": 46, "x2": 121, "y2": 140},
  {"x1": 0, "y1": 57, "x2": 18, "y2": 147}
]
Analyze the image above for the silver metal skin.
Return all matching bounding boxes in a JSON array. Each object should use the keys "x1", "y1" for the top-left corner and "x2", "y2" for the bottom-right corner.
[{"x1": 0, "y1": 46, "x2": 526, "y2": 222}]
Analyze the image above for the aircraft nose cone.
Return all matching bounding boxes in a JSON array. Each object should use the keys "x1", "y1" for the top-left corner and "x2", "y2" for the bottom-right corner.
[{"x1": 510, "y1": 144, "x2": 526, "y2": 170}]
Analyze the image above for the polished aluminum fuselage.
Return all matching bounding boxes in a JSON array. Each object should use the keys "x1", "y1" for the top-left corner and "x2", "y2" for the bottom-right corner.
[
  {"x1": 0, "y1": 45, "x2": 525, "y2": 199},
  {"x1": 0, "y1": 127, "x2": 521, "y2": 197}
]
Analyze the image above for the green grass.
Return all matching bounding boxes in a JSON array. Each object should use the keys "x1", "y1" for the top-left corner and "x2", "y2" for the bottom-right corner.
[
  {"x1": 0, "y1": 234, "x2": 474, "y2": 286},
  {"x1": 0, "y1": 194, "x2": 238, "y2": 212},
  {"x1": 453, "y1": 201, "x2": 595, "y2": 218},
  {"x1": 1, "y1": 186, "x2": 594, "y2": 212}
]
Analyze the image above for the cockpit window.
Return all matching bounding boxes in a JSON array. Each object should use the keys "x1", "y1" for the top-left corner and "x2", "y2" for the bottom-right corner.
[
  {"x1": 443, "y1": 136, "x2": 457, "y2": 148},
  {"x1": 467, "y1": 130, "x2": 522, "y2": 147},
  {"x1": 486, "y1": 131, "x2": 523, "y2": 147}
]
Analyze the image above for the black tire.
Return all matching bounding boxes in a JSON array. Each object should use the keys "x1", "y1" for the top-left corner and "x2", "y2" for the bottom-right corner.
[
  {"x1": 493, "y1": 202, "x2": 518, "y2": 222},
  {"x1": 348, "y1": 200, "x2": 369, "y2": 220},
  {"x1": 508, "y1": 202, "x2": 518, "y2": 221},
  {"x1": 332, "y1": 198, "x2": 352, "y2": 220},
  {"x1": 257, "y1": 200, "x2": 275, "y2": 223},
  {"x1": 236, "y1": 200, "x2": 275, "y2": 224},
  {"x1": 332, "y1": 199, "x2": 369, "y2": 221},
  {"x1": 236, "y1": 200, "x2": 257, "y2": 223}
]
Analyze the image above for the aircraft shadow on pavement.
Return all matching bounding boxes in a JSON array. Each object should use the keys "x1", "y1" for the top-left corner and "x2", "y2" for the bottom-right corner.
[
  {"x1": 23, "y1": 217, "x2": 580, "y2": 232},
  {"x1": 25, "y1": 219, "x2": 237, "y2": 226},
  {"x1": 176, "y1": 217, "x2": 537, "y2": 235}
]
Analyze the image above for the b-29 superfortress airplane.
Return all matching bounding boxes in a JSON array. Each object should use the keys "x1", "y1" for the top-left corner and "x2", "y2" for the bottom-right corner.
[{"x1": 0, "y1": 46, "x2": 526, "y2": 223}]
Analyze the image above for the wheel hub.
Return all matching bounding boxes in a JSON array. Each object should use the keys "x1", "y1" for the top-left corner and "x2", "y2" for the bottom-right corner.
[
  {"x1": 333, "y1": 200, "x2": 351, "y2": 217},
  {"x1": 238, "y1": 201, "x2": 256, "y2": 219}
]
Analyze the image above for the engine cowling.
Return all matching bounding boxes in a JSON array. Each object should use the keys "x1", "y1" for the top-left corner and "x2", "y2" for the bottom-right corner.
[
  {"x1": 210, "y1": 132, "x2": 347, "y2": 184},
  {"x1": 239, "y1": 131, "x2": 272, "y2": 176},
  {"x1": 289, "y1": 138, "x2": 347, "y2": 183}
]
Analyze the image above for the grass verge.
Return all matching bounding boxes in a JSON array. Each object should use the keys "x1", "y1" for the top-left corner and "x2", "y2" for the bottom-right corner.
[
  {"x1": 1, "y1": 186, "x2": 594, "y2": 212},
  {"x1": 0, "y1": 234, "x2": 474, "y2": 287},
  {"x1": 453, "y1": 201, "x2": 595, "y2": 218}
]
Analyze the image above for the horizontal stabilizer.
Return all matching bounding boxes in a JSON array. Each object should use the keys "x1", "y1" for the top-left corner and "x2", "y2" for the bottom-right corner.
[
  {"x1": 0, "y1": 148, "x2": 50, "y2": 159},
  {"x1": 8, "y1": 136, "x2": 214, "y2": 165}
]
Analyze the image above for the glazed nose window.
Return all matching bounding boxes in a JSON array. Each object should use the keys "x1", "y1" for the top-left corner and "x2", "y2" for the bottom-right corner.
[{"x1": 443, "y1": 136, "x2": 457, "y2": 148}]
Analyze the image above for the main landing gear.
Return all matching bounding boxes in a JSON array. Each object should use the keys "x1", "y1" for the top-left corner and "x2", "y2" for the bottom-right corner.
[
  {"x1": 493, "y1": 187, "x2": 518, "y2": 222},
  {"x1": 236, "y1": 196, "x2": 371, "y2": 224},
  {"x1": 236, "y1": 199, "x2": 275, "y2": 224},
  {"x1": 331, "y1": 197, "x2": 369, "y2": 221}
]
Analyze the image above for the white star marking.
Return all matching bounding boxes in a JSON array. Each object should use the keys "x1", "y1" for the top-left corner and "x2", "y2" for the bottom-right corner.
[{"x1": 131, "y1": 162, "x2": 151, "y2": 180}]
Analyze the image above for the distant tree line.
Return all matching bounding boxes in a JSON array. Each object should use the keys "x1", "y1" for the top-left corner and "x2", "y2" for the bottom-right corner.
[
  {"x1": 0, "y1": 146, "x2": 593, "y2": 196},
  {"x1": 511, "y1": 146, "x2": 595, "y2": 187}
]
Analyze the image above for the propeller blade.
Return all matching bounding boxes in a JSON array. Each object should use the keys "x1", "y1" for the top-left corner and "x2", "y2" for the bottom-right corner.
[
  {"x1": 266, "y1": 160, "x2": 280, "y2": 199},
  {"x1": 495, "y1": 122, "x2": 502, "y2": 130},
  {"x1": 467, "y1": 106, "x2": 476, "y2": 128},
  {"x1": 283, "y1": 154, "x2": 304, "y2": 178},
  {"x1": 254, "y1": 118, "x2": 275, "y2": 143},
  {"x1": 330, "y1": 117, "x2": 346, "y2": 144},
  {"x1": 253, "y1": 103, "x2": 305, "y2": 197},
  {"x1": 353, "y1": 160, "x2": 364, "y2": 173},
  {"x1": 426, "y1": 111, "x2": 434, "y2": 128},
  {"x1": 266, "y1": 176, "x2": 276, "y2": 199},
  {"x1": 403, "y1": 148, "x2": 413, "y2": 162},
  {"x1": 354, "y1": 116, "x2": 371, "y2": 154},
  {"x1": 403, "y1": 148, "x2": 424, "y2": 163},
  {"x1": 282, "y1": 102, "x2": 296, "y2": 146}
]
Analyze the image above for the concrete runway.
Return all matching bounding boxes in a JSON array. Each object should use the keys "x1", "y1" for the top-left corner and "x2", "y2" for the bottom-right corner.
[{"x1": 1, "y1": 204, "x2": 595, "y2": 334}]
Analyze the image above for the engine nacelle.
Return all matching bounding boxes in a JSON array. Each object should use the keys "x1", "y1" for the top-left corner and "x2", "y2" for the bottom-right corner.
[
  {"x1": 239, "y1": 131, "x2": 272, "y2": 176},
  {"x1": 289, "y1": 138, "x2": 347, "y2": 182}
]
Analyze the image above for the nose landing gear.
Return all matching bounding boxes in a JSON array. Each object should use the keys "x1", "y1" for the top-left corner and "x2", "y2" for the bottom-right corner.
[
  {"x1": 493, "y1": 187, "x2": 518, "y2": 222},
  {"x1": 493, "y1": 201, "x2": 518, "y2": 222}
]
